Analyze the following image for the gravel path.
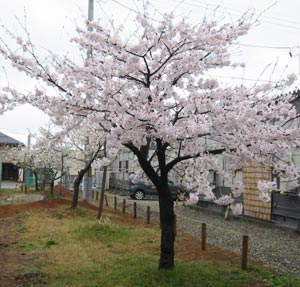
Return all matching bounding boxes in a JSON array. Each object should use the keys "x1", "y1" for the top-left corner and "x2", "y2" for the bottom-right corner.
[{"x1": 102, "y1": 192, "x2": 300, "y2": 277}]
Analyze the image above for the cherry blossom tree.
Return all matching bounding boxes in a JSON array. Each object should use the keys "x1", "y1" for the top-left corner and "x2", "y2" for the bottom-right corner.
[
  {"x1": 33, "y1": 121, "x2": 111, "y2": 208},
  {"x1": 59, "y1": 122, "x2": 109, "y2": 208},
  {"x1": 4, "y1": 131, "x2": 71, "y2": 194},
  {"x1": 1, "y1": 9, "x2": 300, "y2": 270}
]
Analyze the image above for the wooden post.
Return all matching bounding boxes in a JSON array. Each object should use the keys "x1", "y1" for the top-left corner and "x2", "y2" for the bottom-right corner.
[
  {"x1": 201, "y1": 223, "x2": 206, "y2": 251},
  {"x1": 122, "y1": 199, "x2": 126, "y2": 213},
  {"x1": 96, "y1": 191, "x2": 99, "y2": 200},
  {"x1": 25, "y1": 185, "x2": 28, "y2": 194},
  {"x1": 92, "y1": 190, "x2": 94, "y2": 199},
  {"x1": 104, "y1": 194, "x2": 108, "y2": 206},
  {"x1": 133, "y1": 202, "x2": 137, "y2": 219},
  {"x1": 146, "y1": 206, "x2": 150, "y2": 224},
  {"x1": 114, "y1": 196, "x2": 117, "y2": 210},
  {"x1": 241, "y1": 235, "x2": 249, "y2": 270}
]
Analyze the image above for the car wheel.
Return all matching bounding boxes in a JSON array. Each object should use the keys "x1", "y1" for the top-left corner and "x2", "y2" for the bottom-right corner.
[
  {"x1": 177, "y1": 191, "x2": 185, "y2": 201},
  {"x1": 134, "y1": 190, "x2": 145, "y2": 200}
]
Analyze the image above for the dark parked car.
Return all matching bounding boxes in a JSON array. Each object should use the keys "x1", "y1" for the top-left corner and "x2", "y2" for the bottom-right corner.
[{"x1": 129, "y1": 180, "x2": 189, "y2": 201}]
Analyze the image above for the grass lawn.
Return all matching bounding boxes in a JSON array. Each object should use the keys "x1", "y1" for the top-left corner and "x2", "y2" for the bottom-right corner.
[{"x1": 3, "y1": 199, "x2": 297, "y2": 287}]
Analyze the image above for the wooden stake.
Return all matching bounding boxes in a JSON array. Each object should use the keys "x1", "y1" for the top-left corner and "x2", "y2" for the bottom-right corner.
[
  {"x1": 122, "y1": 199, "x2": 126, "y2": 213},
  {"x1": 201, "y1": 223, "x2": 206, "y2": 251},
  {"x1": 114, "y1": 196, "x2": 117, "y2": 210},
  {"x1": 133, "y1": 202, "x2": 137, "y2": 219},
  {"x1": 104, "y1": 194, "x2": 108, "y2": 206},
  {"x1": 146, "y1": 206, "x2": 150, "y2": 224},
  {"x1": 241, "y1": 235, "x2": 249, "y2": 270}
]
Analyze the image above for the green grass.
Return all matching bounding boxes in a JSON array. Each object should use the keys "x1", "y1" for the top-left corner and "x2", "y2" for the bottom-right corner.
[
  {"x1": 247, "y1": 265, "x2": 300, "y2": 287},
  {"x1": 14, "y1": 205, "x2": 300, "y2": 287}
]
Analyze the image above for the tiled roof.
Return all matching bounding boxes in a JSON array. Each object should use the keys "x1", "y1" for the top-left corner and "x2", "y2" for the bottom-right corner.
[{"x1": 0, "y1": 132, "x2": 24, "y2": 146}]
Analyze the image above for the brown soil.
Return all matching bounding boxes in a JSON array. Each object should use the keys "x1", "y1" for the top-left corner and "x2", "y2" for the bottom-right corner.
[{"x1": 0, "y1": 197, "x2": 268, "y2": 287}]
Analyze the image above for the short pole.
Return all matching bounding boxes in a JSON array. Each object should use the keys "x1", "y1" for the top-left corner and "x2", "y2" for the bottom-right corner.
[
  {"x1": 201, "y1": 223, "x2": 206, "y2": 251},
  {"x1": 25, "y1": 185, "x2": 28, "y2": 194},
  {"x1": 146, "y1": 206, "x2": 150, "y2": 224},
  {"x1": 92, "y1": 190, "x2": 94, "y2": 199},
  {"x1": 96, "y1": 191, "x2": 99, "y2": 200},
  {"x1": 241, "y1": 235, "x2": 249, "y2": 270},
  {"x1": 133, "y1": 202, "x2": 137, "y2": 219},
  {"x1": 114, "y1": 196, "x2": 117, "y2": 210},
  {"x1": 122, "y1": 199, "x2": 126, "y2": 213},
  {"x1": 104, "y1": 194, "x2": 108, "y2": 206}
]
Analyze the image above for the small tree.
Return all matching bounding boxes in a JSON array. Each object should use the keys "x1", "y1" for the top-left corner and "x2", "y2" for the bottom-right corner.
[
  {"x1": 1, "y1": 7, "x2": 300, "y2": 270},
  {"x1": 50, "y1": 121, "x2": 112, "y2": 208}
]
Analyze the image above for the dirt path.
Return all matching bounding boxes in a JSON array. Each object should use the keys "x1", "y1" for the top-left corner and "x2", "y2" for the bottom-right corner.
[
  {"x1": 0, "y1": 198, "x2": 72, "y2": 286},
  {"x1": 0, "y1": 217, "x2": 34, "y2": 287}
]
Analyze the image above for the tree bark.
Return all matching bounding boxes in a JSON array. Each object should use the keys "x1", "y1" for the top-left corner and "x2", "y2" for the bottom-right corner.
[
  {"x1": 50, "y1": 179, "x2": 54, "y2": 195},
  {"x1": 123, "y1": 140, "x2": 176, "y2": 270},
  {"x1": 72, "y1": 142, "x2": 103, "y2": 208},
  {"x1": 158, "y1": 186, "x2": 175, "y2": 270},
  {"x1": 33, "y1": 170, "x2": 39, "y2": 191},
  {"x1": 72, "y1": 168, "x2": 86, "y2": 208}
]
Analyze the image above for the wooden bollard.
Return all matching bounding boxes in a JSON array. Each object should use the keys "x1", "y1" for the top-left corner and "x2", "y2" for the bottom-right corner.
[
  {"x1": 201, "y1": 223, "x2": 206, "y2": 251},
  {"x1": 25, "y1": 185, "x2": 28, "y2": 194},
  {"x1": 114, "y1": 196, "x2": 117, "y2": 210},
  {"x1": 133, "y1": 202, "x2": 137, "y2": 219},
  {"x1": 105, "y1": 194, "x2": 108, "y2": 206},
  {"x1": 96, "y1": 191, "x2": 99, "y2": 200},
  {"x1": 122, "y1": 199, "x2": 126, "y2": 213},
  {"x1": 146, "y1": 206, "x2": 150, "y2": 224},
  {"x1": 241, "y1": 235, "x2": 249, "y2": 270},
  {"x1": 92, "y1": 190, "x2": 94, "y2": 199}
]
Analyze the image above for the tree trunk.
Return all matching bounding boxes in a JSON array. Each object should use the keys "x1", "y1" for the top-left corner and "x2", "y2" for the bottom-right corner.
[
  {"x1": 158, "y1": 187, "x2": 175, "y2": 270},
  {"x1": 33, "y1": 170, "x2": 39, "y2": 191},
  {"x1": 72, "y1": 169, "x2": 86, "y2": 208},
  {"x1": 50, "y1": 180, "x2": 55, "y2": 196}
]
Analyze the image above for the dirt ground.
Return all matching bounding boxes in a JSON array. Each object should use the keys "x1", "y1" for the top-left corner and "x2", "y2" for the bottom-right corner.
[{"x1": 0, "y1": 194, "x2": 267, "y2": 287}]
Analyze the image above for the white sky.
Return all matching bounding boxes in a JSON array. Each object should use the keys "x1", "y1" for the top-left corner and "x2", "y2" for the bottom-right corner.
[{"x1": 0, "y1": 0, "x2": 300, "y2": 144}]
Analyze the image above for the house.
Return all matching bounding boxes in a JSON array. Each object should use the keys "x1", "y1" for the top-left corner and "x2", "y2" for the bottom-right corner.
[
  {"x1": 197, "y1": 91, "x2": 300, "y2": 230},
  {"x1": 0, "y1": 132, "x2": 24, "y2": 186}
]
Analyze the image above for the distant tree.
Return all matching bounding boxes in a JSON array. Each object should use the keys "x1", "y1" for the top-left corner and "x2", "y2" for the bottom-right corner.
[
  {"x1": 61, "y1": 122, "x2": 107, "y2": 208},
  {"x1": 1, "y1": 7, "x2": 300, "y2": 270},
  {"x1": 4, "y1": 131, "x2": 71, "y2": 194}
]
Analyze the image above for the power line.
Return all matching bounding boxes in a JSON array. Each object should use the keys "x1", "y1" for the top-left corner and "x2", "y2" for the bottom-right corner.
[
  {"x1": 172, "y1": 0, "x2": 300, "y2": 28},
  {"x1": 236, "y1": 43, "x2": 296, "y2": 50},
  {"x1": 211, "y1": 75, "x2": 276, "y2": 84},
  {"x1": 149, "y1": 0, "x2": 300, "y2": 32},
  {"x1": 107, "y1": 0, "x2": 300, "y2": 34},
  {"x1": 110, "y1": 0, "x2": 162, "y2": 23}
]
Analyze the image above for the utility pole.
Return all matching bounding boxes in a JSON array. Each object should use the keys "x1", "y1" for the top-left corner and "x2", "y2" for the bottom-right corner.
[
  {"x1": 82, "y1": 0, "x2": 94, "y2": 202},
  {"x1": 0, "y1": 150, "x2": 2, "y2": 189},
  {"x1": 24, "y1": 132, "x2": 32, "y2": 188}
]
